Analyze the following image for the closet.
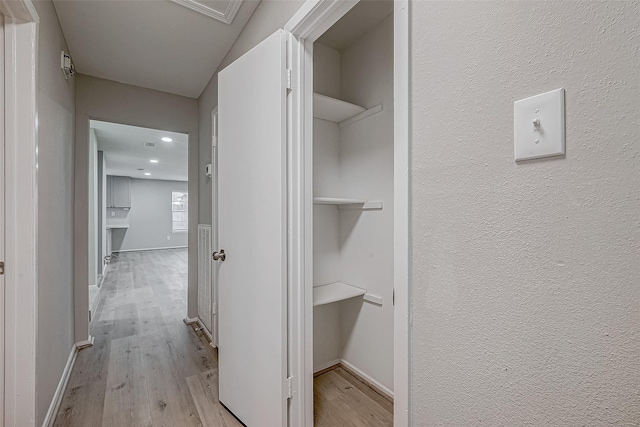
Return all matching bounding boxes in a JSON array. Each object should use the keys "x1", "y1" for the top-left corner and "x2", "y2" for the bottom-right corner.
[
  {"x1": 213, "y1": 2, "x2": 397, "y2": 424},
  {"x1": 311, "y1": 1, "x2": 395, "y2": 419}
]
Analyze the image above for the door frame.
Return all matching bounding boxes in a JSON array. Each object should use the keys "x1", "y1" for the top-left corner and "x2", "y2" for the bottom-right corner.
[
  {"x1": 284, "y1": 1, "x2": 411, "y2": 425},
  {"x1": 0, "y1": 0, "x2": 39, "y2": 425}
]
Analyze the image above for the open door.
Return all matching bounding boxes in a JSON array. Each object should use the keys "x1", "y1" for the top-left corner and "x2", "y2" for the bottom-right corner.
[{"x1": 217, "y1": 29, "x2": 289, "y2": 426}]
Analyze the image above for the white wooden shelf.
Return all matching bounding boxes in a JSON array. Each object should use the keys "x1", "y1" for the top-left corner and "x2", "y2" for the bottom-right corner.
[
  {"x1": 105, "y1": 223, "x2": 130, "y2": 229},
  {"x1": 313, "y1": 282, "x2": 366, "y2": 307},
  {"x1": 313, "y1": 93, "x2": 382, "y2": 127},
  {"x1": 314, "y1": 197, "x2": 383, "y2": 210}
]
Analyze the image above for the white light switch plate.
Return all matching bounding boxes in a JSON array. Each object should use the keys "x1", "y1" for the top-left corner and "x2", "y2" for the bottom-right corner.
[{"x1": 514, "y1": 88, "x2": 565, "y2": 161}]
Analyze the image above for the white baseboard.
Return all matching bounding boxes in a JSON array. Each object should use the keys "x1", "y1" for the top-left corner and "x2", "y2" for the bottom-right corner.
[
  {"x1": 183, "y1": 317, "x2": 199, "y2": 325},
  {"x1": 76, "y1": 335, "x2": 94, "y2": 350},
  {"x1": 313, "y1": 358, "x2": 341, "y2": 374},
  {"x1": 339, "y1": 358, "x2": 394, "y2": 399},
  {"x1": 42, "y1": 344, "x2": 78, "y2": 427},
  {"x1": 196, "y1": 319, "x2": 213, "y2": 342},
  {"x1": 114, "y1": 245, "x2": 187, "y2": 253}
]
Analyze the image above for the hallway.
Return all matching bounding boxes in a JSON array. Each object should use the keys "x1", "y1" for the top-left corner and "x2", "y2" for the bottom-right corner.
[{"x1": 53, "y1": 249, "x2": 241, "y2": 426}]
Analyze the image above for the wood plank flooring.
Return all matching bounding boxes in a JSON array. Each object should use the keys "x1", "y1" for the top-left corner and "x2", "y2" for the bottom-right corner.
[
  {"x1": 314, "y1": 367, "x2": 393, "y2": 427},
  {"x1": 54, "y1": 249, "x2": 242, "y2": 427},
  {"x1": 54, "y1": 248, "x2": 392, "y2": 426}
]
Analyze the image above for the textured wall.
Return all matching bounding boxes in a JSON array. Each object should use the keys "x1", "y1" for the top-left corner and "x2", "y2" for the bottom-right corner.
[
  {"x1": 411, "y1": 1, "x2": 640, "y2": 425},
  {"x1": 33, "y1": 0, "x2": 76, "y2": 424},
  {"x1": 197, "y1": 0, "x2": 305, "y2": 225},
  {"x1": 338, "y1": 14, "x2": 394, "y2": 393}
]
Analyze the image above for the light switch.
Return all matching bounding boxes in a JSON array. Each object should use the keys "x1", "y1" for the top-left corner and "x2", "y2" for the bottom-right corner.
[{"x1": 514, "y1": 88, "x2": 565, "y2": 161}]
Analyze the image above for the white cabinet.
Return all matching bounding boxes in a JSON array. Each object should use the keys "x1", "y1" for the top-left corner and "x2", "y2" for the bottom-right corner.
[{"x1": 106, "y1": 175, "x2": 131, "y2": 208}]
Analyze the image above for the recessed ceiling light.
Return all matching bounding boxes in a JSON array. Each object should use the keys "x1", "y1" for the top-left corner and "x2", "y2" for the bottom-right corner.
[
  {"x1": 149, "y1": 159, "x2": 159, "y2": 163},
  {"x1": 161, "y1": 137, "x2": 172, "y2": 142},
  {"x1": 144, "y1": 172, "x2": 151, "y2": 176}
]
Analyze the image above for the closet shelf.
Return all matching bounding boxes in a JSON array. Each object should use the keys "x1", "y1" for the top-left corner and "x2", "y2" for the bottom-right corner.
[
  {"x1": 313, "y1": 282, "x2": 366, "y2": 307},
  {"x1": 314, "y1": 93, "x2": 382, "y2": 127},
  {"x1": 314, "y1": 197, "x2": 383, "y2": 210}
]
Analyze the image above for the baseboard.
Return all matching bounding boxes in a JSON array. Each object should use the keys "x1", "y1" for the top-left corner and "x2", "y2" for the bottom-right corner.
[
  {"x1": 313, "y1": 358, "x2": 341, "y2": 376},
  {"x1": 195, "y1": 319, "x2": 214, "y2": 343},
  {"x1": 76, "y1": 335, "x2": 94, "y2": 350},
  {"x1": 183, "y1": 316, "x2": 199, "y2": 325},
  {"x1": 114, "y1": 245, "x2": 187, "y2": 253},
  {"x1": 42, "y1": 344, "x2": 78, "y2": 427},
  {"x1": 339, "y1": 358, "x2": 394, "y2": 401}
]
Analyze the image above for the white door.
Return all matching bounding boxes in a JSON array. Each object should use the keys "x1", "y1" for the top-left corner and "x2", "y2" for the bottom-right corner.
[
  {"x1": 217, "y1": 29, "x2": 288, "y2": 426},
  {"x1": 211, "y1": 107, "x2": 219, "y2": 347}
]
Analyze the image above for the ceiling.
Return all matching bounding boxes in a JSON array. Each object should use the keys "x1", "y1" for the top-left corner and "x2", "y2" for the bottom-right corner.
[
  {"x1": 317, "y1": 0, "x2": 393, "y2": 51},
  {"x1": 53, "y1": 0, "x2": 261, "y2": 98},
  {"x1": 92, "y1": 120, "x2": 188, "y2": 181}
]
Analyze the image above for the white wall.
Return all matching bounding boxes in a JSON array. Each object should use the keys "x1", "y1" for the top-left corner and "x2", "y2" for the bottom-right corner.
[
  {"x1": 411, "y1": 2, "x2": 640, "y2": 425},
  {"x1": 32, "y1": 0, "x2": 76, "y2": 424},
  {"x1": 338, "y1": 14, "x2": 394, "y2": 393},
  {"x1": 197, "y1": 0, "x2": 305, "y2": 225},
  {"x1": 311, "y1": 15, "x2": 395, "y2": 393},
  {"x1": 75, "y1": 74, "x2": 199, "y2": 339},
  {"x1": 312, "y1": 43, "x2": 343, "y2": 372},
  {"x1": 109, "y1": 178, "x2": 188, "y2": 251}
]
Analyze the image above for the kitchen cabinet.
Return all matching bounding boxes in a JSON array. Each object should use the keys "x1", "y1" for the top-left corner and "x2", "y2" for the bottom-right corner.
[{"x1": 106, "y1": 175, "x2": 131, "y2": 208}]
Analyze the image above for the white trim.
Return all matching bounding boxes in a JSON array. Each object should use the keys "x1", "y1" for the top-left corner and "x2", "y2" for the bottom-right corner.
[
  {"x1": 285, "y1": 0, "x2": 357, "y2": 41},
  {"x1": 1, "y1": 1, "x2": 39, "y2": 425},
  {"x1": 312, "y1": 359, "x2": 341, "y2": 374},
  {"x1": 194, "y1": 318, "x2": 213, "y2": 343},
  {"x1": 112, "y1": 245, "x2": 188, "y2": 253},
  {"x1": 339, "y1": 358, "x2": 393, "y2": 400},
  {"x1": 183, "y1": 316, "x2": 199, "y2": 325},
  {"x1": 393, "y1": 2, "x2": 411, "y2": 425},
  {"x1": 169, "y1": 0, "x2": 242, "y2": 25},
  {"x1": 284, "y1": 31, "x2": 312, "y2": 427},
  {"x1": 41, "y1": 344, "x2": 78, "y2": 427},
  {"x1": 75, "y1": 335, "x2": 94, "y2": 350},
  {"x1": 285, "y1": 1, "x2": 411, "y2": 425}
]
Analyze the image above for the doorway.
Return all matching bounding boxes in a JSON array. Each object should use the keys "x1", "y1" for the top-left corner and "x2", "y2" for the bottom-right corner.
[
  {"x1": 211, "y1": 0, "x2": 410, "y2": 425},
  {"x1": 309, "y1": 2, "x2": 395, "y2": 424},
  {"x1": 87, "y1": 120, "x2": 190, "y2": 337}
]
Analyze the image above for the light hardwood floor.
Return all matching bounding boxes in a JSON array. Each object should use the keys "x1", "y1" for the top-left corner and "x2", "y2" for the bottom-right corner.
[
  {"x1": 314, "y1": 366, "x2": 393, "y2": 427},
  {"x1": 54, "y1": 248, "x2": 392, "y2": 426},
  {"x1": 54, "y1": 249, "x2": 242, "y2": 427}
]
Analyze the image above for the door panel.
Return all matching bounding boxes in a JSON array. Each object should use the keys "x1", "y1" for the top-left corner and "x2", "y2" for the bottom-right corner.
[
  {"x1": 217, "y1": 30, "x2": 288, "y2": 427},
  {"x1": 211, "y1": 108, "x2": 219, "y2": 348}
]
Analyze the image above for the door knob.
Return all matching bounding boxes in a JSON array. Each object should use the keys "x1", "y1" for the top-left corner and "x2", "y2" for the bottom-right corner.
[{"x1": 212, "y1": 250, "x2": 226, "y2": 261}]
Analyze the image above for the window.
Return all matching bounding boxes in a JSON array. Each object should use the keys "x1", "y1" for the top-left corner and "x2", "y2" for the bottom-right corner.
[{"x1": 172, "y1": 191, "x2": 188, "y2": 232}]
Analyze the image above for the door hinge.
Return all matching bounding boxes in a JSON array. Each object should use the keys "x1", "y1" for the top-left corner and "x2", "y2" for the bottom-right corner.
[
  {"x1": 286, "y1": 376, "x2": 295, "y2": 399},
  {"x1": 0, "y1": 261, "x2": 4, "y2": 275},
  {"x1": 286, "y1": 68, "x2": 292, "y2": 91}
]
